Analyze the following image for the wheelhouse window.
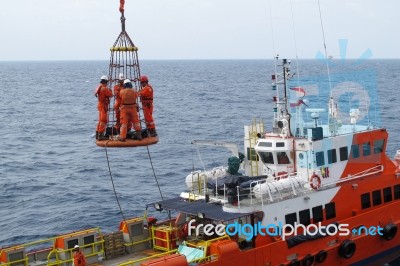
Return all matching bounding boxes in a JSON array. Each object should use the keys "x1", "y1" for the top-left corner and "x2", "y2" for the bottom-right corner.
[
  {"x1": 351, "y1": 144, "x2": 360, "y2": 159},
  {"x1": 285, "y1": 213, "x2": 297, "y2": 227},
  {"x1": 361, "y1": 193, "x2": 371, "y2": 209},
  {"x1": 312, "y1": 206, "x2": 323, "y2": 223},
  {"x1": 374, "y1": 139, "x2": 385, "y2": 154},
  {"x1": 363, "y1": 142, "x2": 371, "y2": 156},
  {"x1": 372, "y1": 190, "x2": 382, "y2": 206},
  {"x1": 339, "y1": 146, "x2": 348, "y2": 161},
  {"x1": 276, "y1": 142, "x2": 285, "y2": 147},
  {"x1": 258, "y1": 142, "x2": 272, "y2": 147},
  {"x1": 327, "y1": 149, "x2": 337, "y2": 164},
  {"x1": 394, "y1": 184, "x2": 400, "y2": 200},
  {"x1": 383, "y1": 187, "x2": 393, "y2": 203},
  {"x1": 325, "y1": 202, "x2": 336, "y2": 220},
  {"x1": 316, "y1": 151, "x2": 325, "y2": 166},
  {"x1": 277, "y1": 152, "x2": 290, "y2": 164},
  {"x1": 299, "y1": 209, "x2": 311, "y2": 226},
  {"x1": 259, "y1": 151, "x2": 274, "y2": 164}
]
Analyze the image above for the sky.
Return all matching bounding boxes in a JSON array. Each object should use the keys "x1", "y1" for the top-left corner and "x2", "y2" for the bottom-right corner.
[{"x1": 0, "y1": 0, "x2": 399, "y2": 61}]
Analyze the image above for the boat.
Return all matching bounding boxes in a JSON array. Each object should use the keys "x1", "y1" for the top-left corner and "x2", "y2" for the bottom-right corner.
[
  {"x1": 2, "y1": 55, "x2": 399, "y2": 265},
  {"x1": 2, "y1": 2, "x2": 399, "y2": 266}
]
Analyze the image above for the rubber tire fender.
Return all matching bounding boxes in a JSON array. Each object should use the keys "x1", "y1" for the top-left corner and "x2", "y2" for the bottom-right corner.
[
  {"x1": 381, "y1": 223, "x2": 397, "y2": 241},
  {"x1": 338, "y1": 239, "x2": 356, "y2": 259},
  {"x1": 315, "y1": 250, "x2": 328, "y2": 263},
  {"x1": 301, "y1": 254, "x2": 314, "y2": 266}
]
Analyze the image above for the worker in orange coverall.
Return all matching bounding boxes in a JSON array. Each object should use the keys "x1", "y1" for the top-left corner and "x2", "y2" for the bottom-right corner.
[
  {"x1": 73, "y1": 245, "x2": 87, "y2": 266},
  {"x1": 95, "y1": 75, "x2": 113, "y2": 140},
  {"x1": 139, "y1": 76, "x2": 157, "y2": 137},
  {"x1": 119, "y1": 79, "x2": 142, "y2": 141},
  {"x1": 113, "y1": 73, "x2": 125, "y2": 131}
]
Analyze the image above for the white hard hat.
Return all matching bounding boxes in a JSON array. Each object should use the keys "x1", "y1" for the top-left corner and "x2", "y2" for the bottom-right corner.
[
  {"x1": 74, "y1": 245, "x2": 80, "y2": 249},
  {"x1": 118, "y1": 73, "x2": 125, "y2": 80},
  {"x1": 124, "y1": 79, "x2": 131, "y2": 85},
  {"x1": 100, "y1": 75, "x2": 108, "y2": 81}
]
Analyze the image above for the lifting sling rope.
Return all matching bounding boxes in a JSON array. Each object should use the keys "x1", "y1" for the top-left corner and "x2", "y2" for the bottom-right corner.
[
  {"x1": 103, "y1": 0, "x2": 165, "y2": 247},
  {"x1": 107, "y1": 0, "x2": 142, "y2": 134}
]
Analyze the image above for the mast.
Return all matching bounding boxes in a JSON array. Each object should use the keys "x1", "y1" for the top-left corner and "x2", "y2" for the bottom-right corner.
[{"x1": 271, "y1": 58, "x2": 292, "y2": 137}]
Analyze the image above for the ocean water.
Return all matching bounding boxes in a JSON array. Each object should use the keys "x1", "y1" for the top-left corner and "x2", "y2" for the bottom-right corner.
[{"x1": 0, "y1": 59, "x2": 400, "y2": 248}]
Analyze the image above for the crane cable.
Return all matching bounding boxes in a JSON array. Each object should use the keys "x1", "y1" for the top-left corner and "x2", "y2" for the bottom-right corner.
[
  {"x1": 317, "y1": 0, "x2": 332, "y2": 92},
  {"x1": 103, "y1": 0, "x2": 167, "y2": 237},
  {"x1": 104, "y1": 143, "x2": 135, "y2": 246},
  {"x1": 289, "y1": 0, "x2": 301, "y2": 87},
  {"x1": 145, "y1": 146, "x2": 164, "y2": 201}
]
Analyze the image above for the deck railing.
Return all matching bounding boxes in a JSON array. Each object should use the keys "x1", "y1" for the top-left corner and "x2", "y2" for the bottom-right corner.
[{"x1": 217, "y1": 165, "x2": 384, "y2": 208}]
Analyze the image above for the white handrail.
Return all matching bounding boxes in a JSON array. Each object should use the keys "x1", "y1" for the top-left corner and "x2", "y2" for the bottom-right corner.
[{"x1": 321, "y1": 165, "x2": 383, "y2": 188}]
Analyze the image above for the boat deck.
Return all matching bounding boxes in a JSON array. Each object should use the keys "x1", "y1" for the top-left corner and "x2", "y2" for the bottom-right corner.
[{"x1": 94, "y1": 249, "x2": 167, "y2": 266}]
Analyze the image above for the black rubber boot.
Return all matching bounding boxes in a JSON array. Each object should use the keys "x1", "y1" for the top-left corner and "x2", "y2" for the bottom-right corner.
[
  {"x1": 97, "y1": 132, "x2": 108, "y2": 140},
  {"x1": 149, "y1": 128, "x2": 158, "y2": 137},
  {"x1": 136, "y1": 130, "x2": 142, "y2": 141}
]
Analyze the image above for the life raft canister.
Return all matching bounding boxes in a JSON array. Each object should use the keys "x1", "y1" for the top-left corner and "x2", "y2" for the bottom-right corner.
[
  {"x1": 338, "y1": 239, "x2": 356, "y2": 259},
  {"x1": 310, "y1": 173, "x2": 321, "y2": 190},
  {"x1": 381, "y1": 223, "x2": 397, "y2": 241}
]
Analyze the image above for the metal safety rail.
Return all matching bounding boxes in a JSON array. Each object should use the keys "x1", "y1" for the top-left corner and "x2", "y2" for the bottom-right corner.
[
  {"x1": 220, "y1": 165, "x2": 384, "y2": 208},
  {"x1": 118, "y1": 235, "x2": 230, "y2": 266},
  {"x1": 0, "y1": 228, "x2": 104, "y2": 266}
]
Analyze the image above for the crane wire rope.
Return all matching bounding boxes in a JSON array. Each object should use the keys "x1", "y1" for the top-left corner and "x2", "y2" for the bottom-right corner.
[
  {"x1": 103, "y1": 143, "x2": 166, "y2": 242},
  {"x1": 289, "y1": 0, "x2": 301, "y2": 87},
  {"x1": 267, "y1": 0, "x2": 277, "y2": 61},
  {"x1": 104, "y1": 143, "x2": 135, "y2": 246},
  {"x1": 145, "y1": 146, "x2": 164, "y2": 201},
  {"x1": 317, "y1": 0, "x2": 332, "y2": 92}
]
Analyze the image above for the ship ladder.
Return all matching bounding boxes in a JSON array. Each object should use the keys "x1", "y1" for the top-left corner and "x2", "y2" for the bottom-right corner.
[{"x1": 248, "y1": 118, "x2": 263, "y2": 176}]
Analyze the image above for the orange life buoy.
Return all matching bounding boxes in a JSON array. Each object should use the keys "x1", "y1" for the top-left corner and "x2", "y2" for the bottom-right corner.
[{"x1": 310, "y1": 173, "x2": 321, "y2": 190}]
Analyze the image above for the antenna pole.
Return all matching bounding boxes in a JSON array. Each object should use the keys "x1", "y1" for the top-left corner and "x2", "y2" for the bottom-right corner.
[{"x1": 283, "y1": 59, "x2": 292, "y2": 137}]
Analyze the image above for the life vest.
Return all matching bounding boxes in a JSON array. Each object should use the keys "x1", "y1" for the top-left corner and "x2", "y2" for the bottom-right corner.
[
  {"x1": 95, "y1": 85, "x2": 112, "y2": 105},
  {"x1": 140, "y1": 85, "x2": 153, "y2": 104},
  {"x1": 73, "y1": 251, "x2": 86, "y2": 266},
  {"x1": 120, "y1": 88, "x2": 138, "y2": 105},
  {"x1": 114, "y1": 84, "x2": 124, "y2": 104}
]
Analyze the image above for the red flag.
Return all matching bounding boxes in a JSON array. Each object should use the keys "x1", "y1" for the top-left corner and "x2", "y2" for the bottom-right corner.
[{"x1": 290, "y1": 87, "x2": 306, "y2": 97}]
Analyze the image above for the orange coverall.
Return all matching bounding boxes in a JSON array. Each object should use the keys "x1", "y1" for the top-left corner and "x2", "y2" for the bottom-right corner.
[
  {"x1": 73, "y1": 250, "x2": 87, "y2": 266},
  {"x1": 95, "y1": 84, "x2": 113, "y2": 133},
  {"x1": 113, "y1": 82, "x2": 124, "y2": 129},
  {"x1": 139, "y1": 84, "x2": 155, "y2": 129},
  {"x1": 119, "y1": 88, "x2": 141, "y2": 139}
]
